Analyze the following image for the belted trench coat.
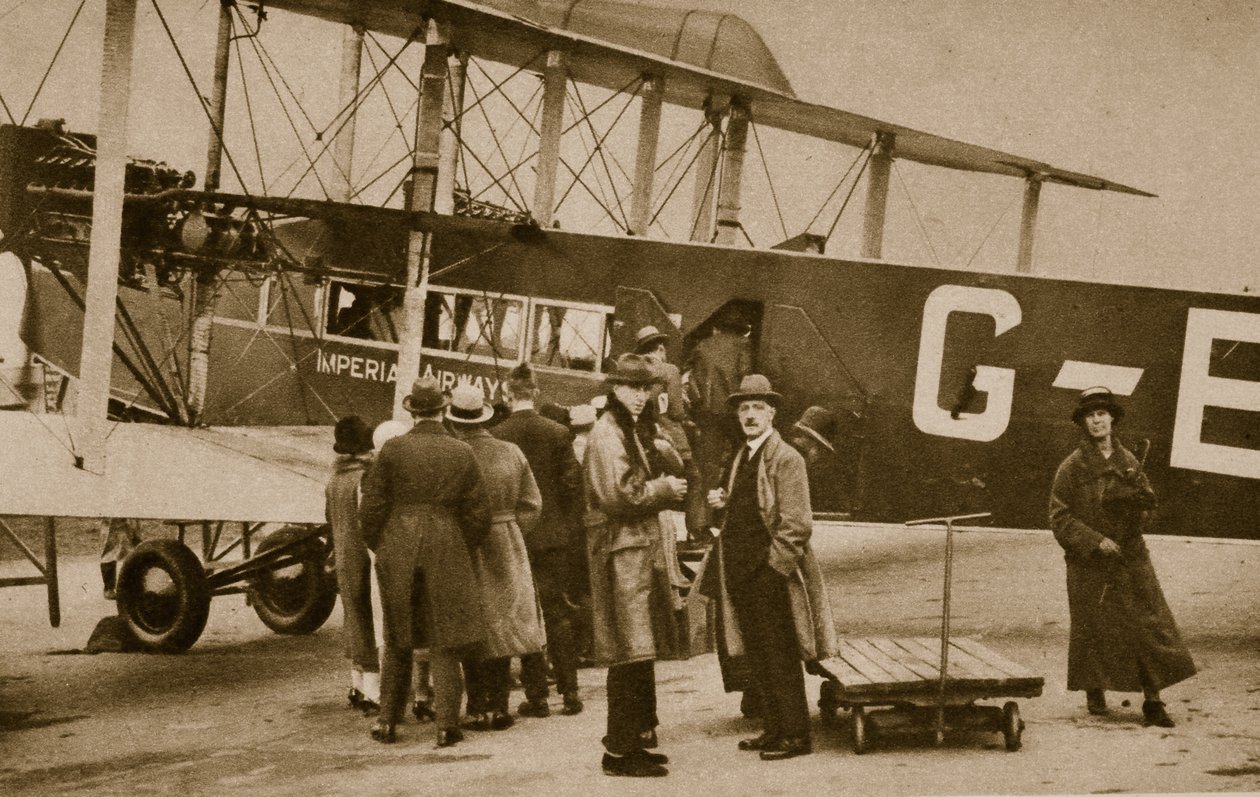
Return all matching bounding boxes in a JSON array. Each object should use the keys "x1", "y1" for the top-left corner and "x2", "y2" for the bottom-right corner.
[
  {"x1": 697, "y1": 430, "x2": 838, "y2": 667},
  {"x1": 462, "y1": 430, "x2": 547, "y2": 659},
  {"x1": 1049, "y1": 440, "x2": 1196, "y2": 692}
]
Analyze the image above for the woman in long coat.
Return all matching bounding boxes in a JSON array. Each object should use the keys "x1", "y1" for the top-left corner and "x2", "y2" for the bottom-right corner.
[
  {"x1": 1049, "y1": 386, "x2": 1196, "y2": 727},
  {"x1": 446, "y1": 384, "x2": 546, "y2": 731}
]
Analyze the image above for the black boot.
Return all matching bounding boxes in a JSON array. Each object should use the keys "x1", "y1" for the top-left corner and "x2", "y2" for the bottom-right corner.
[
  {"x1": 1086, "y1": 689, "x2": 1108, "y2": 716},
  {"x1": 1142, "y1": 700, "x2": 1175, "y2": 728}
]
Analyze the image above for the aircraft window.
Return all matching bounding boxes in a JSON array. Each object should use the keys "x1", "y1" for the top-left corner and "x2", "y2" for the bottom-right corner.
[
  {"x1": 529, "y1": 303, "x2": 610, "y2": 373},
  {"x1": 264, "y1": 274, "x2": 319, "y2": 332},
  {"x1": 422, "y1": 291, "x2": 525, "y2": 361},
  {"x1": 323, "y1": 280, "x2": 402, "y2": 343}
]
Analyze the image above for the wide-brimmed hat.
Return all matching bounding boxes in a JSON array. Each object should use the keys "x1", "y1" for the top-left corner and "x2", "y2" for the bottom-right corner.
[
  {"x1": 569, "y1": 403, "x2": 597, "y2": 428},
  {"x1": 445, "y1": 383, "x2": 496, "y2": 424},
  {"x1": 333, "y1": 415, "x2": 374, "y2": 455},
  {"x1": 727, "y1": 374, "x2": 782, "y2": 407},
  {"x1": 1072, "y1": 386, "x2": 1125, "y2": 424},
  {"x1": 633, "y1": 325, "x2": 669, "y2": 354},
  {"x1": 372, "y1": 419, "x2": 412, "y2": 449},
  {"x1": 792, "y1": 405, "x2": 836, "y2": 452},
  {"x1": 605, "y1": 353, "x2": 662, "y2": 386},
  {"x1": 401, "y1": 375, "x2": 448, "y2": 414}
]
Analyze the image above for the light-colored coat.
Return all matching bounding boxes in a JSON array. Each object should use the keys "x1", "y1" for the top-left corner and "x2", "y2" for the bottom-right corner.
[
  {"x1": 698, "y1": 430, "x2": 837, "y2": 663},
  {"x1": 583, "y1": 404, "x2": 688, "y2": 666},
  {"x1": 1049, "y1": 440, "x2": 1196, "y2": 692},
  {"x1": 462, "y1": 430, "x2": 547, "y2": 659},
  {"x1": 360, "y1": 420, "x2": 490, "y2": 651}
]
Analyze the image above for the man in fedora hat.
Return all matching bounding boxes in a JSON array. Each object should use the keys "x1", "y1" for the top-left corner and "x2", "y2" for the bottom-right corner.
[
  {"x1": 492, "y1": 362, "x2": 588, "y2": 720},
  {"x1": 360, "y1": 376, "x2": 491, "y2": 747},
  {"x1": 584, "y1": 353, "x2": 689, "y2": 777},
  {"x1": 786, "y1": 405, "x2": 845, "y2": 513},
  {"x1": 1050, "y1": 386, "x2": 1195, "y2": 727},
  {"x1": 699, "y1": 375, "x2": 836, "y2": 761},
  {"x1": 635, "y1": 325, "x2": 707, "y2": 539}
]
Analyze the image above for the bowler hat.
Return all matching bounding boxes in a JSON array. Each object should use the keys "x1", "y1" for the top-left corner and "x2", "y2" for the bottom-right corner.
[
  {"x1": 401, "y1": 375, "x2": 449, "y2": 414},
  {"x1": 1072, "y1": 386, "x2": 1125, "y2": 424},
  {"x1": 333, "y1": 415, "x2": 374, "y2": 455},
  {"x1": 727, "y1": 374, "x2": 782, "y2": 407},
  {"x1": 633, "y1": 325, "x2": 669, "y2": 354},
  {"x1": 605, "y1": 353, "x2": 662, "y2": 386},
  {"x1": 792, "y1": 406, "x2": 836, "y2": 452},
  {"x1": 445, "y1": 383, "x2": 496, "y2": 424}
]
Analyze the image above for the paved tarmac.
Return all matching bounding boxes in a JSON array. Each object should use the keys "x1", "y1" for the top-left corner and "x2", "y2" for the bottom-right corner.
[{"x1": 2, "y1": 522, "x2": 1258, "y2": 796}]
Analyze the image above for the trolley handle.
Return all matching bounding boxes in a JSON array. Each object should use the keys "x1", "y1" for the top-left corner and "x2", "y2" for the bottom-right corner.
[{"x1": 905, "y1": 512, "x2": 992, "y2": 527}]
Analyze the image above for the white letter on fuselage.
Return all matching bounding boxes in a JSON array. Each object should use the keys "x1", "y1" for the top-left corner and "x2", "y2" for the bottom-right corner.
[
  {"x1": 913, "y1": 285, "x2": 1021, "y2": 442},
  {"x1": 1171, "y1": 308, "x2": 1260, "y2": 479}
]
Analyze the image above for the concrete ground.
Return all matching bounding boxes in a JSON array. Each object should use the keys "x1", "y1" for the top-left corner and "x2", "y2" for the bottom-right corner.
[{"x1": 2, "y1": 522, "x2": 1259, "y2": 796}]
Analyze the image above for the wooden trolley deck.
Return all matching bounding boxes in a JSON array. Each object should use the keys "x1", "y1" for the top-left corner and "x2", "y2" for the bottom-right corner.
[{"x1": 822, "y1": 637, "x2": 1044, "y2": 705}]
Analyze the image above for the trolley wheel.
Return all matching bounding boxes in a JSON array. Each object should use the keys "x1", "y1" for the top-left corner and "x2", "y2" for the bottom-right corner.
[
  {"x1": 819, "y1": 679, "x2": 841, "y2": 724},
  {"x1": 1002, "y1": 701, "x2": 1024, "y2": 751},
  {"x1": 851, "y1": 706, "x2": 869, "y2": 754},
  {"x1": 250, "y1": 526, "x2": 337, "y2": 635},
  {"x1": 116, "y1": 539, "x2": 211, "y2": 653}
]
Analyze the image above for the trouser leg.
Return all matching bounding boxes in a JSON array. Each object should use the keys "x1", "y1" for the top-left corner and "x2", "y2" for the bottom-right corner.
[
  {"x1": 485, "y1": 657, "x2": 511, "y2": 714},
  {"x1": 604, "y1": 659, "x2": 655, "y2": 754},
  {"x1": 730, "y1": 567, "x2": 809, "y2": 740},
  {"x1": 379, "y1": 644, "x2": 412, "y2": 725},
  {"x1": 520, "y1": 652, "x2": 550, "y2": 703},
  {"x1": 532, "y1": 550, "x2": 579, "y2": 698},
  {"x1": 463, "y1": 658, "x2": 485, "y2": 715},
  {"x1": 430, "y1": 649, "x2": 464, "y2": 729}
]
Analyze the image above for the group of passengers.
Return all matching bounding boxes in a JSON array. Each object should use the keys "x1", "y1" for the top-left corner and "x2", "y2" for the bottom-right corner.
[{"x1": 324, "y1": 310, "x2": 1196, "y2": 777}]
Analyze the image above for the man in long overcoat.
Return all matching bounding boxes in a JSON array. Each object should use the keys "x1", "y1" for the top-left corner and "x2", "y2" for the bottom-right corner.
[
  {"x1": 685, "y1": 306, "x2": 752, "y2": 516},
  {"x1": 584, "y1": 353, "x2": 689, "y2": 777},
  {"x1": 1049, "y1": 386, "x2": 1195, "y2": 727},
  {"x1": 493, "y1": 362, "x2": 587, "y2": 717},
  {"x1": 360, "y1": 376, "x2": 491, "y2": 747},
  {"x1": 447, "y1": 383, "x2": 545, "y2": 732},
  {"x1": 699, "y1": 374, "x2": 837, "y2": 761}
]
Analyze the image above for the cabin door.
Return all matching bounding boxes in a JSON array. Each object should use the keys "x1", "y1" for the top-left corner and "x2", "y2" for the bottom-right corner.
[{"x1": 612, "y1": 286, "x2": 682, "y2": 360}]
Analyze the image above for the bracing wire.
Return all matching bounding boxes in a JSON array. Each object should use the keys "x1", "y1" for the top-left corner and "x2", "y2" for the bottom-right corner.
[
  {"x1": 823, "y1": 147, "x2": 873, "y2": 242},
  {"x1": 893, "y1": 161, "x2": 941, "y2": 267},
  {"x1": 20, "y1": 0, "x2": 85, "y2": 126},
  {"x1": 805, "y1": 141, "x2": 871, "y2": 233},
  {"x1": 962, "y1": 191, "x2": 1019, "y2": 269},
  {"x1": 750, "y1": 120, "x2": 789, "y2": 242},
  {"x1": 647, "y1": 122, "x2": 711, "y2": 230}
]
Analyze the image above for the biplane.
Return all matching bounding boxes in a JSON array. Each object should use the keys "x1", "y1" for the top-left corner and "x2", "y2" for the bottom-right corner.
[{"x1": 1, "y1": 0, "x2": 1257, "y2": 652}]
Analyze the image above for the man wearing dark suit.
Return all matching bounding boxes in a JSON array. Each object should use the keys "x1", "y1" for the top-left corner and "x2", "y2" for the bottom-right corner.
[
  {"x1": 360, "y1": 376, "x2": 491, "y2": 747},
  {"x1": 702, "y1": 375, "x2": 836, "y2": 761},
  {"x1": 492, "y1": 362, "x2": 586, "y2": 717}
]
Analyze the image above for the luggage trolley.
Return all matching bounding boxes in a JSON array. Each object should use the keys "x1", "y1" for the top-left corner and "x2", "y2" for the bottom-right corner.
[{"x1": 817, "y1": 512, "x2": 1044, "y2": 753}]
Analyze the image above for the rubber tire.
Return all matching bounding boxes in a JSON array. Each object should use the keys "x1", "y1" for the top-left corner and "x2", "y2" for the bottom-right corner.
[
  {"x1": 116, "y1": 539, "x2": 211, "y2": 653},
  {"x1": 250, "y1": 525, "x2": 337, "y2": 635},
  {"x1": 1002, "y1": 701, "x2": 1023, "y2": 752},
  {"x1": 852, "y1": 706, "x2": 869, "y2": 754}
]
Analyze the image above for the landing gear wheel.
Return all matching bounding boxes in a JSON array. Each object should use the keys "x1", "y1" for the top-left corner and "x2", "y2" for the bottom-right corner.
[
  {"x1": 250, "y1": 526, "x2": 336, "y2": 635},
  {"x1": 851, "y1": 706, "x2": 869, "y2": 754},
  {"x1": 1002, "y1": 701, "x2": 1024, "y2": 751},
  {"x1": 116, "y1": 539, "x2": 211, "y2": 653}
]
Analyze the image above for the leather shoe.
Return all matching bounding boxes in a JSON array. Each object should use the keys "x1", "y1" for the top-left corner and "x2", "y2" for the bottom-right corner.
[
  {"x1": 412, "y1": 700, "x2": 435, "y2": 723},
  {"x1": 489, "y1": 711, "x2": 515, "y2": 731},
  {"x1": 347, "y1": 688, "x2": 364, "y2": 709},
  {"x1": 602, "y1": 753, "x2": 667, "y2": 777},
  {"x1": 1142, "y1": 700, "x2": 1175, "y2": 728},
  {"x1": 436, "y1": 727, "x2": 465, "y2": 748},
  {"x1": 461, "y1": 712, "x2": 491, "y2": 731},
  {"x1": 518, "y1": 699, "x2": 550, "y2": 718},
  {"x1": 369, "y1": 721, "x2": 396, "y2": 744},
  {"x1": 632, "y1": 748, "x2": 669, "y2": 765},
  {"x1": 759, "y1": 736, "x2": 811, "y2": 761},
  {"x1": 359, "y1": 698, "x2": 380, "y2": 717},
  {"x1": 738, "y1": 732, "x2": 778, "y2": 751}
]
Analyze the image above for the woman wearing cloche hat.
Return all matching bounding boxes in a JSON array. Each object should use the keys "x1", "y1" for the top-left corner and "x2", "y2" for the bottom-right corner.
[{"x1": 1049, "y1": 386, "x2": 1196, "y2": 727}]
